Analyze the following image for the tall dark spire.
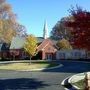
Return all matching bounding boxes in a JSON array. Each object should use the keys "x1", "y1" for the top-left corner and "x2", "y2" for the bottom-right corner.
[{"x1": 43, "y1": 20, "x2": 48, "y2": 39}]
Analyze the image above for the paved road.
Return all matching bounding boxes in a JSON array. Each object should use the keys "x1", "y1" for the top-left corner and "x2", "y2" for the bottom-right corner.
[{"x1": 0, "y1": 60, "x2": 90, "y2": 90}]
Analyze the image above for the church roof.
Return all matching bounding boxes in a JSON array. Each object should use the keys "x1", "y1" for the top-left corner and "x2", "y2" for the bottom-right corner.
[
  {"x1": 37, "y1": 37, "x2": 44, "y2": 43},
  {"x1": 37, "y1": 39, "x2": 56, "y2": 52},
  {"x1": 10, "y1": 36, "x2": 26, "y2": 49}
]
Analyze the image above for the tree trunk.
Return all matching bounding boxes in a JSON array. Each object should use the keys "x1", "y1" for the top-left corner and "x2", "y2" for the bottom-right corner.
[
  {"x1": 13, "y1": 55, "x2": 15, "y2": 60},
  {"x1": 29, "y1": 56, "x2": 32, "y2": 64}
]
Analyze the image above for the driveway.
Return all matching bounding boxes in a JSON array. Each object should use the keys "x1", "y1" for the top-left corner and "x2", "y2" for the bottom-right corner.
[{"x1": 0, "y1": 60, "x2": 90, "y2": 90}]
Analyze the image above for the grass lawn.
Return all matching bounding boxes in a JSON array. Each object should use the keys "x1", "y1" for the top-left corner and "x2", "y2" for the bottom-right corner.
[
  {"x1": 0, "y1": 61, "x2": 59, "y2": 71},
  {"x1": 72, "y1": 79, "x2": 85, "y2": 90}
]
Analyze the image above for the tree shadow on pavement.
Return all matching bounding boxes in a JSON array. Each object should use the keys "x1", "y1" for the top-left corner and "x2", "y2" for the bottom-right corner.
[
  {"x1": 0, "y1": 78, "x2": 49, "y2": 90},
  {"x1": 42, "y1": 61, "x2": 90, "y2": 73}
]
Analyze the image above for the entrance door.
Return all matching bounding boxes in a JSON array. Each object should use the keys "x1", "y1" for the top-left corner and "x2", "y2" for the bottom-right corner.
[{"x1": 46, "y1": 54, "x2": 52, "y2": 60}]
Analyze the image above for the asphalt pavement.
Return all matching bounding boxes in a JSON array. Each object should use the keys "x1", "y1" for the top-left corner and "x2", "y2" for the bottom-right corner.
[{"x1": 0, "y1": 60, "x2": 90, "y2": 90}]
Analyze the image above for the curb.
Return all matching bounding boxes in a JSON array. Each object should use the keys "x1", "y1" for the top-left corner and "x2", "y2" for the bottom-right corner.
[
  {"x1": 68, "y1": 73, "x2": 85, "y2": 83},
  {"x1": 61, "y1": 77, "x2": 80, "y2": 90},
  {"x1": 68, "y1": 73, "x2": 86, "y2": 89},
  {"x1": 19, "y1": 64, "x2": 63, "y2": 72},
  {"x1": 61, "y1": 77, "x2": 70, "y2": 86},
  {"x1": 61, "y1": 76, "x2": 72, "y2": 90},
  {"x1": 61, "y1": 73, "x2": 86, "y2": 90},
  {"x1": 0, "y1": 61, "x2": 63, "y2": 72}
]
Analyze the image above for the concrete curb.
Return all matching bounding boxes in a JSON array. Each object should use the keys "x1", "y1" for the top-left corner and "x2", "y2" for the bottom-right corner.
[
  {"x1": 0, "y1": 61, "x2": 63, "y2": 72},
  {"x1": 61, "y1": 73, "x2": 86, "y2": 90},
  {"x1": 68, "y1": 73, "x2": 85, "y2": 83},
  {"x1": 0, "y1": 61, "x2": 30, "y2": 64},
  {"x1": 18, "y1": 64, "x2": 63, "y2": 72},
  {"x1": 61, "y1": 76, "x2": 72, "y2": 90},
  {"x1": 68, "y1": 73, "x2": 86, "y2": 89},
  {"x1": 0, "y1": 59, "x2": 90, "y2": 64},
  {"x1": 61, "y1": 76, "x2": 70, "y2": 86},
  {"x1": 61, "y1": 76, "x2": 80, "y2": 90}
]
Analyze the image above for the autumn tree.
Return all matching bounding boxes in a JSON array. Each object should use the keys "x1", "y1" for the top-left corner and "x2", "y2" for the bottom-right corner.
[
  {"x1": 56, "y1": 38, "x2": 72, "y2": 50},
  {"x1": 0, "y1": 19, "x2": 16, "y2": 43},
  {"x1": 65, "y1": 6, "x2": 90, "y2": 51},
  {"x1": 0, "y1": 0, "x2": 27, "y2": 43},
  {"x1": 24, "y1": 35, "x2": 37, "y2": 63},
  {"x1": 13, "y1": 23, "x2": 27, "y2": 37},
  {"x1": 0, "y1": 0, "x2": 17, "y2": 43},
  {"x1": 50, "y1": 17, "x2": 72, "y2": 40}
]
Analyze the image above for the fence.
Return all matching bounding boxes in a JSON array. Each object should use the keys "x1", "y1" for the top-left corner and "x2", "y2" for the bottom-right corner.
[{"x1": 56, "y1": 50, "x2": 86, "y2": 60}]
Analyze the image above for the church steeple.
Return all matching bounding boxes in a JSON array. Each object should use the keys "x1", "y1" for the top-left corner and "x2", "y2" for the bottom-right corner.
[{"x1": 43, "y1": 20, "x2": 48, "y2": 39}]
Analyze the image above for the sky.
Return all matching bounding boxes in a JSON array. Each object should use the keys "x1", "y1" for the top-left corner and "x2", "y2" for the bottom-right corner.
[{"x1": 7, "y1": 0, "x2": 90, "y2": 37}]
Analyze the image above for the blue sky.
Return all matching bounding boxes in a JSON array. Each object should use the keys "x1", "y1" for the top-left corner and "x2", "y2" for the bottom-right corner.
[{"x1": 7, "y1": 0, "x2": 90, "y2": 37}]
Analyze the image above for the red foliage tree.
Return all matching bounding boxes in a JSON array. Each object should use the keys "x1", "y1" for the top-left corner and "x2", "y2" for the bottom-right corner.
[{"x1": 65, "y1": 6, "x2": 90, "y2": 51}]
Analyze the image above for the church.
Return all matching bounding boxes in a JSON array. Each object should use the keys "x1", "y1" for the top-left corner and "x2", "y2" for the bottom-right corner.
[{"x1": 9, "y1": 21, "x2": 57, "y2": 60}]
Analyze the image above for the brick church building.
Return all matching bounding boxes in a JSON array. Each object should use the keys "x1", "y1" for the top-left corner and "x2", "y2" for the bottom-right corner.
[{"x1": 9, "y1": 21, "x2": 57, "y2": 60}]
